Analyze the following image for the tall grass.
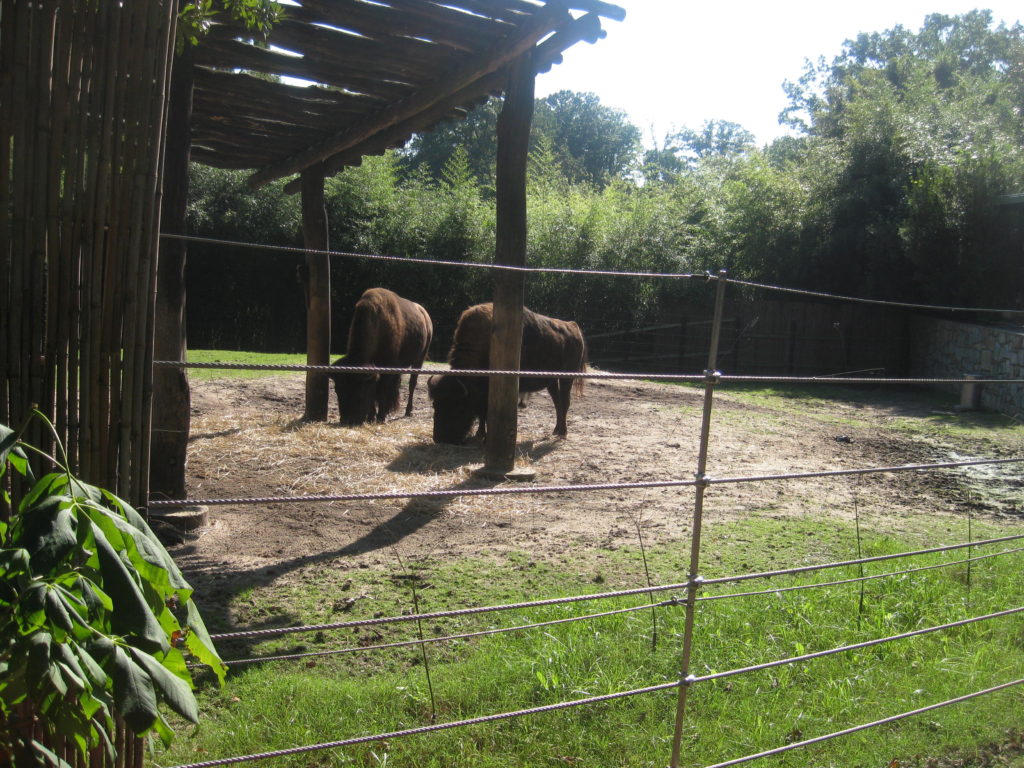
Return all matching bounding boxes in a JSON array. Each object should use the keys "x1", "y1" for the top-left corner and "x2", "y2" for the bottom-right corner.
[{"x1": 156, "y1": 523, "x2": 1024, "y2": 768}]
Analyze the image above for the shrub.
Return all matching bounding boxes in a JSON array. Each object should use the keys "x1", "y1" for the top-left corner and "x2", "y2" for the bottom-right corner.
[{"x1": 0, "y1": 415, "x2": 224, "y2": 766}]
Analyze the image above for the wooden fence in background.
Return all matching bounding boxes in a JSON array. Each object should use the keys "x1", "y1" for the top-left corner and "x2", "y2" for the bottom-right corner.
[{"x1": 588, "y1": 298, "x2": 910, "y2": 378}]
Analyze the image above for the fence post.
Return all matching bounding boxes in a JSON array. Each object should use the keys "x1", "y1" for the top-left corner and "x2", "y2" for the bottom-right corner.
[{"x1": 669, "y1": 269, "x2": 728, "y2": 768}]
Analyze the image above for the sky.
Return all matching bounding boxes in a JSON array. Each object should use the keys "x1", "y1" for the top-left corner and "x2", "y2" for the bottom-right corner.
[{"x1": 535, "y1": 1, "x2": 1024, "y2": 148}]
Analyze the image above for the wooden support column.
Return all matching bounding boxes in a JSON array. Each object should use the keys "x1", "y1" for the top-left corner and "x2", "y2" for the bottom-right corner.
[
  {"x1": 150, "y1": 42, "x2": 193, "y2": 502},
  {"x1": 301, "y1": 165, "x2": 330, "y2": 422},
  {"x1": 484, "y1": 56, "x2": 535, "y2": 474}
]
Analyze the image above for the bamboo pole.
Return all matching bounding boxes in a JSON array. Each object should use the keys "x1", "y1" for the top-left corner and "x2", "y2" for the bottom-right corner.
[
  {"x1": 67, "y1": 0, "x2": 97, "y2": 472},
  {"x1": 49, "y1": 0, "x2": 75, "y2": 455},
  {"x1": 125, "y1": 0, "x2": 174, "y2": 505},
  {"x1": 37, "y1": 2, "x2": 59, "y2": 449},
  {"x1": 0, "y1": 0, "x2": 16, "y2": 437},
  {"x1": 9, "y1": 0, "x2": 31, "y2": 454},
  {"x1": 117, "y1": 0, "x2": 150, "y2": 498}
]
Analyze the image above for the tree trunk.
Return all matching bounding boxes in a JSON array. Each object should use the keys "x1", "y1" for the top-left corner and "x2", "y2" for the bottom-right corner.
[
  {"x1": 302, "y1": 165, "x2": 331, "y2": 422},
  {"x1": 485, "y1": 56, "x2": 534, "y2": 474},
  {"x1": 149, "y1": 42, "x2": 193, "y2": 502}
]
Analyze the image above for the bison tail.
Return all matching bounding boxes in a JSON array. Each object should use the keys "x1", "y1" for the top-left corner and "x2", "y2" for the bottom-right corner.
[{"x1": 573, "y1": 338, "x2": 588, "y2": 396}]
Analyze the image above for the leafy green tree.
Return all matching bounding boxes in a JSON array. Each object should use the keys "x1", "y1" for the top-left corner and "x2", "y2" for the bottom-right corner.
[
  {"x1": 664, "y1": 120, "x2": 756, "y2": 170},
  {"x1": 177, "y1": 0, "x2": 284, "y2": 51},
  {"x1": 775, "y1": 11, "x2": 1024, "y2": 303},
  {"x1": 533, "y1": 90, "x2": 642, "y2": 186},
  {"x1": 399, "y1": 101, "x2": 502, "y2": 191},
  {"x1": 402, "y1": 91, "x2": 642, "y2": 190}
]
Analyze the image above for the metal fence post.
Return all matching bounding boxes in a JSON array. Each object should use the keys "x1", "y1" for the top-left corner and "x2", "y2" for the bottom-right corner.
[{"x1": 669, "y1": 270, "x2": 728, "y2": 768}]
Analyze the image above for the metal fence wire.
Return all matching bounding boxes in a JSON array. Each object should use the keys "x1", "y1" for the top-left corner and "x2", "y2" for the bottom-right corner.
[{"x1": 153, "y1": 245, "x2": 1024, "y2": 768}]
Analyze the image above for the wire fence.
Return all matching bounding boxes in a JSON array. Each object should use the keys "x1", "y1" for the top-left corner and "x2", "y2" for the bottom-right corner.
[{"x1": 158, "y1": 252, "x2": 1024, "y2": 768}]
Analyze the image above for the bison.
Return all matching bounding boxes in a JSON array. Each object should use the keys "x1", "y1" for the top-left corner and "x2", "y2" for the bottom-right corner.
[
  {"x1": 428, "y1": 303, "x2": 586, "y2": 444},
  {"x1": 330, "y1": 288, "x2": 432, "y2": 425}
]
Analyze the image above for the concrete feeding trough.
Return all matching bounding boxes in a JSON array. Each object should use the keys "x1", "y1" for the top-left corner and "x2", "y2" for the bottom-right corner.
[
  {"x1": 148, "y1": 505, "x2": 209, "y2": 540},
  {"x1": 956, "y1": 373, "x2": 983, "y2": 412}
]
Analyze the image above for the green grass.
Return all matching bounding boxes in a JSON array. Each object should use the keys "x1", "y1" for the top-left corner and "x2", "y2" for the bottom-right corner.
[
  {"x1": 157, "y1": 522, "x2": 1024, "y2": 768},
  {"x1": 152, "y1": 363, "x2": 1024, "y2": 767},
  {"x1": 186, "y1": 349, "x2": 308, "y2": 380}
]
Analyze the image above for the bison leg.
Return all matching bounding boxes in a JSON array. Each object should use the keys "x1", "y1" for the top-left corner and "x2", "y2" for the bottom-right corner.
[
  {"x1": 547, "y1": 379, "x2": 572, "y2": 437},
  {"x1": 375, "y1": 374, "x2": 402, "y2": 422},
  {"x1": 405, "y1": 373, "x2": 419, "y2": 417}
]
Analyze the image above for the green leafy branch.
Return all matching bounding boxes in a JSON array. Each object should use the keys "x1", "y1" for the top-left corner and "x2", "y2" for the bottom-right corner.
[
  {"x1": 1, "y1": 414, "x2": 225, "y2": 767},
  {"x1": 177, "y1": 0, "x2": 285, "y2": 53}
]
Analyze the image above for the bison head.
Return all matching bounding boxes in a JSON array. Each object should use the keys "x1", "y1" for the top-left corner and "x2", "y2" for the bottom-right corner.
[
  {"x1": 331, "y1": 361, "x2": 378, "y2": 426},
  {"x1": 428, "y1": 374, "x2": 480, "y2": 444}
]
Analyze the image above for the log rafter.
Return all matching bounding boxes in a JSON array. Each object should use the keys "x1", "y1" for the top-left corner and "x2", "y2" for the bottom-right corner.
[{"x1": 190, "y1": 0, "x2": 624, "y2": 178}]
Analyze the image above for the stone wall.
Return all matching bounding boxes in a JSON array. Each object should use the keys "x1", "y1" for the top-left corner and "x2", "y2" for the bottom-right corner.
[{"x1": 910, "y1": 316, "x2": 1024, "y2": 418}]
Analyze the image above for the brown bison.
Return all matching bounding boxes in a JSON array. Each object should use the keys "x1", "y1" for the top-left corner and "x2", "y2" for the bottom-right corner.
[
  {"x1": 330, "y1": 288, "x2": 432, "y2": 425},
  {"x1": 428, "y1": 303, "x2": 586, "y2": 444}
]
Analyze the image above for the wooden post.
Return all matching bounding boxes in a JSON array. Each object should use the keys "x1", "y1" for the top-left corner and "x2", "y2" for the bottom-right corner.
[
  {"x1": 150, "y1": 39, "x2": 193, "y2": 501},
  {"x1": 484, "y1": 56, "x2": 534, "y2": 474},
  {"x1": 302, "y1": 164, "x2": 330, "y2": 422}
]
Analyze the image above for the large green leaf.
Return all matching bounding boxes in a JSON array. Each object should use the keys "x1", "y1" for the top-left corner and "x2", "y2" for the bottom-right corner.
[
  {"x1": 18, "y1": 472, "x2": 70, "y2": 513},
  {"x1": 71, "y1": 642, "x2": 110, "y2": 690},
  {"x1": 128, "y1": 647, "x2": 200, "y2": 724},
  {"x1": 184, "y1": 599, "x2": 227, "y2": 683},
  {"x1": 88, "y1": 505, "x2": 179, "y2": 592},
  {"x1": 29, "y1": 739, "x2": 73, "y2": 768},
  {"x1": 108, "y1": 645, "x2": 158, "y2": 734},
  {"x1": 0, "y1": 423, "x2": 22, "y2": 468},
  {"x1": 19, "y1": 499, "x2": 78, "y2": 573},
  {"x1": 91, "y1": 525, "x2": 168, "y2": 654},
  {"x1": 20, "y1": 581, "x2": 49, "y2": 632},
  {"x1": 44, "y1": 587, "x2": 77, "y2": 634},
  {"x1": 0, "y1": 423, "x2": 32, "y2": 485},
  {"x1": 26, "y1": 632, "x2": 53, "y2": 692}
]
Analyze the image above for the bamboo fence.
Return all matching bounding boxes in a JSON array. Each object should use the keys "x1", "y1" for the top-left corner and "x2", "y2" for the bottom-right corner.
[
  {"x1": 1, "y1": 0, "x2": 178, "y2": 764},
  {"x1": 1, "y1": 0, "x2": 175, "y2": 502}
]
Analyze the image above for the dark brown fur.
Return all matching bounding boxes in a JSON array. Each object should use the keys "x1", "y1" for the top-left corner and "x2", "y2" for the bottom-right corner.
[
  {"x1": 428, "y1": 303, "x2": 586, "y2": 444},
  {"x1": 330, "y1": 288, "x2": 432, "y2": 425}
]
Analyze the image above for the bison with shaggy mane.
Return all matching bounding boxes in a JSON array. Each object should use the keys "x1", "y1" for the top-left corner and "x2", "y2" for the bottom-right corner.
[
  {"x1": 428, "y1": 303, "x2": 586, "y2": 444},
  {"x1": 330, "y1": 288, "x2": 432, "y2": 425}
]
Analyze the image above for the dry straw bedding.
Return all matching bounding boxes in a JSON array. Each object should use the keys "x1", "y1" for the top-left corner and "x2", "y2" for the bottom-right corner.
[{"x1": 169, "y1": 372, "x2": 1013, "y2": 587}]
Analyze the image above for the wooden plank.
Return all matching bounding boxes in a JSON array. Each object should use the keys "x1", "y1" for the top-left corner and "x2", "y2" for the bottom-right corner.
[
  {"x1": 299, "y1": 0, "x2": 508, "y2": 52},
  {"x1": 484, "y1": 55, "x2": 534, "y2": 474},
  {"x1": 296, "y1": 12, "x2": 603, "y2": 188},
  {"x1": 192, "y1": 37, "x2": 415, "y2": 100},
  {"x1": 247, "y1": 1, "x2": 570, "y2": 188},
  {"x1": 151, "y1": 39, "x2": 194, "y2": 502}
]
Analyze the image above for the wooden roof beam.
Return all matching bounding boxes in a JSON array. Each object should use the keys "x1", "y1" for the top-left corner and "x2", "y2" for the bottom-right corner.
[
  {"x1": 246, "y1": 1, "x2": 577, "y2": 189},
  {"x1": 278, "y1": 11, "x2": 606, "y2": 194}
]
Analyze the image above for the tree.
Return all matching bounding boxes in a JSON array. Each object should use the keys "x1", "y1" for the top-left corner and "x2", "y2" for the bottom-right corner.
[
  {"x1": 399, "y1": 100, "x2": 503, "y2": 190},
  {"x1": 177, "y1": 0, "x2": 283, "y2": 51},
  {"x1": 662, "y1": 120, "x2": 756, "y2": 170},
  {"x1": 774, "y1": 11, "x2": 1024, "y2": 303},
  {"x1": 781, "y1": 11, "x2": 1024, "y2": 141},
  {"x1": 401, "y1": 91, "x2": 642, "y2": 190},
  {"x1": 533, "y1": 90, "x2": 642, "y2": 186}
]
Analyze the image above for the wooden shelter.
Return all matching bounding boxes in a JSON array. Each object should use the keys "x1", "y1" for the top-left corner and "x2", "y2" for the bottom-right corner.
[{"x1": 153, "y1": 0, "x2": 626, "y2": 496}]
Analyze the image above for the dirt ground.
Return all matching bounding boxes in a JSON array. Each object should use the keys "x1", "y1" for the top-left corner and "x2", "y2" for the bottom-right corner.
[{"x1": 164, "y1": 372, "x2": 1022, "y2": 592}]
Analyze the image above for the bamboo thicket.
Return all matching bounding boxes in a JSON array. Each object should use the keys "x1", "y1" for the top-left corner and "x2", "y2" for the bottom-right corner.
[{"x1": 1, "y1": 0, "x2": 176, "y2": 515}]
